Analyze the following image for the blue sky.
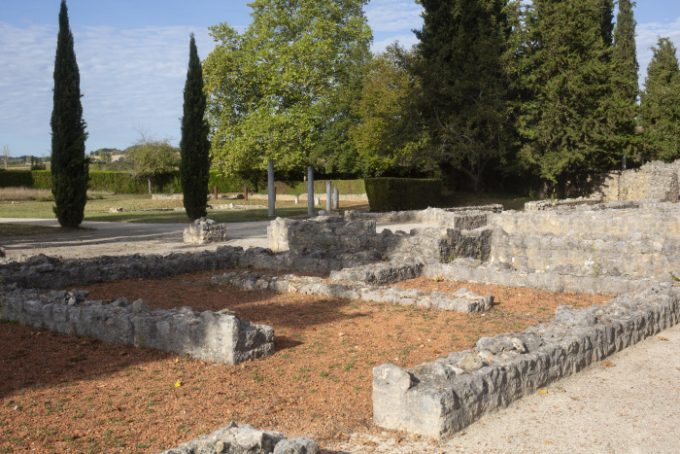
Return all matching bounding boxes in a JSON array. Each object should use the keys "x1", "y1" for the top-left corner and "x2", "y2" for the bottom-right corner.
[{"x1": 1, "y1": 0, "x2": 679, "y2": 157}]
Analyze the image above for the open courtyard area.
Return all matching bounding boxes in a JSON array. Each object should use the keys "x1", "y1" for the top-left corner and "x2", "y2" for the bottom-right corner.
[{"x1": 3, "y1": 178, "x2": 680, "y2": 452}]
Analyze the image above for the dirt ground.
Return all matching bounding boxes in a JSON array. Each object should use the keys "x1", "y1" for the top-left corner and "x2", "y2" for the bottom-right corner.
[{"x1": 0, "y1": 273, "x2": 608, "y2": 453}]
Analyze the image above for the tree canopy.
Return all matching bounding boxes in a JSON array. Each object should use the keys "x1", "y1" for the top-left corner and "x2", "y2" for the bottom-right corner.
[
  {"x1": 350, "y1": 45, "x2": 431, "y2": 177},
  {"x1": 203, "y1": 0, "x2": 372, "y2": 181},
  {"x1": 416, "y1": 0, "x2": 512, "y2": 192},
  {"x1": 640, "y1": 37, "x2": 680, "y2": 162}
]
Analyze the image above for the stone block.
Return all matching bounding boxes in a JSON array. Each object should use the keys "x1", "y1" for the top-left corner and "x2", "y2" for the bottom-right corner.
[{"x1": 183, "y1": 217, "x2": 228, "y2": 245}]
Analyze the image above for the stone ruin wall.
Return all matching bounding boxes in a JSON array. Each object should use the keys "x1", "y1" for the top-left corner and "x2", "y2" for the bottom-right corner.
[
  {"x1": 487, "y1": 203, "x2": 680, "y2": 281},
  {"x1": 373, "y1": 285, "x2": 680, "y2": 438},
  {"x1": 597, "y1": 160, "x2": 680, "y2": 203},
  {"x1": 0, "y1": 249, "x2": 278, "y2": 365}
]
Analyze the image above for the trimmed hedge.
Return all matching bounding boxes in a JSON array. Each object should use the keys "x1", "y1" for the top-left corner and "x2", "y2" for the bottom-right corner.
[
  {"x1": 1, "y1": 169, "x2": 366, "y2": 197},
  {"x1": 365, "y1": 178, "x2": 442, "y2": 212},
  {"x1": 0, "y1": 170, "x2": 34, "y2": 188},
  {"x1": 271, "y1": 179, "x2": 366, "y2": 195}
]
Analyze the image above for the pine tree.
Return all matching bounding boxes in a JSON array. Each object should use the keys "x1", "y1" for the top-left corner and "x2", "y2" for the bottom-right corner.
[
  {"x1": 180, "y1": 35, "x2": 211, "y2": 220},
  {"x1": 51, "y1": 0, "x2": 88, "y2": 228},
  {"x1": 416, "y1": 0, "x2": 511, "y2": 192},
  {"x1": 610, "y1": 0, "x2": 639, "y2": 166},
  {"x1": 640, "y1": 37, "x2": 680, "y2": 162},
  {"x1": 516, "y1": 0, "x2": 616, "y2": 192}
]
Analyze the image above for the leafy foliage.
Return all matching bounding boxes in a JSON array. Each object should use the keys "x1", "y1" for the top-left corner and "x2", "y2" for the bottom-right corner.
[
  {"x1": 416, "y1": 0, "x2": 512, "y2": 192},
  {"x1": 50, "y1": 0, "x2": 88, "y2": 227},
  {"x1": 180, "y1": 35, "x2": 211, "y2": 220},
  {"x1": 350, "y1": 45, "x2": 431, "y2": 177},
  {"x1": 640, "y1": 38, "x2": 680, "y2": 162},
  {"x1": 203, "y1": 0, "x2": 372, "y2": 181}
]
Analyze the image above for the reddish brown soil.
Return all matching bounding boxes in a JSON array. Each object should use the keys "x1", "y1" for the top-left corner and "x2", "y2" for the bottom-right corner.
[{"x1": 0, "y1": 273, "x2": 609, "y2": 453}]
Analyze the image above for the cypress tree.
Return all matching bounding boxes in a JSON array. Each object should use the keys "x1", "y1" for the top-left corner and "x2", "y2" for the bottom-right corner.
[
  {"x1": 51, "y1": 0, "x2": 88, "y2": 228},
  {"x1": 600, "y1": 0, "x2": 615, "y2": 47},
  {"x1": 416, "y1": 0, "x2": 511, "y2": 192},
  {"x1": 180, "y1": 34, "x2": 211, "y2": 220},
  {"x1": 640, "y1": 38, "x2": 680, "y2": 162},
  {"x1": 610, "y1": 0, "x2": 640, "y2": 166},
  {"x1": 516, "y1": 0, "x2": 616, "y2": 193}
]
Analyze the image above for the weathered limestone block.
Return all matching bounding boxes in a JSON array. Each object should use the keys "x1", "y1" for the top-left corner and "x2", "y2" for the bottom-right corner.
[
  {"x1": 183, "y1": 217, "x2": 228, "y2": 244},
  {"x1": 268, "y1": 216, "x2": 378, "y2": 256},
  {"x1": 596, "y1": 160, "x2": 679, "y2": 203},
  {"x1": 372, "y1": 285, "x2": 680, "y2": 439},
  {"x1": 1, "y1": 288, "x2": 274, "y2": 365},
  {"x1": 424, "y1": 261, "x2": 657, "y2": 295},
  {"x1": 329, "y1": 261, "x2": 424, "y2": 285},
  {"x1": 160, "y1": 422, "x2": 319, "y2": 454}
]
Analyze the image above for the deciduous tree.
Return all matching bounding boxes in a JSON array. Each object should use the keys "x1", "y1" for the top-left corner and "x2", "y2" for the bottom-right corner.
[{"x1": 203, "y1": 0, "x2": 372, "y2": 181}]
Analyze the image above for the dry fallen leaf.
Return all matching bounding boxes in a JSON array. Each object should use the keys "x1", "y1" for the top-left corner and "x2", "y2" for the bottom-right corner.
[{"x1": 658, "y1": 336, "x2": 670, "y2": 342}]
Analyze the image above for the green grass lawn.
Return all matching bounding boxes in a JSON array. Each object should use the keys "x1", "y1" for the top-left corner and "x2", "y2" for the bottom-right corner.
[
  {"x1": 0, "y1": 194, "x2": 313, "y2": 224},
  {"x1": 0, "y1": 191, "x2": 533, "y2": 225}
]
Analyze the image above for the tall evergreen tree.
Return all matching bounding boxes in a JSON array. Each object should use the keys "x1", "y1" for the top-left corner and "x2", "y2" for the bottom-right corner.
[
  {"x1": 51, "y1": 0, "x2": 88, "y2": 227},
  {"x1": 640, "y1": 37, "x2": 680, "y2": 162},
  {"x1": 516, "y1": 0, "x2": 616, "y2": 192},
  {"x1": 416, "y1": 0, "x2": 511, "y2": 192},
  {"x1": 600, "y1": 0, "x2": 615, "y2": 47},
  {"x1": 610, "y1": 0, "x2": 640, "y2": 166},
  {"x1": 180, "y1": 34, "x2": 211, "y2": 220}
]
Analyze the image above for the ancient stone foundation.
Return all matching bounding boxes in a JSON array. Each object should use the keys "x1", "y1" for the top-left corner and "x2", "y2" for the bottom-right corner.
[
  {"x1": 160, "y1": 422, "x2": 319, "y2": 454},
  {"x1": 212, "y1": 270, "x2": 493, "y2": 313},
  {"x1": 1, "y1": 287, "x2": 274, "y2": 364},
  {"x1": 373, "y1": 285, "x2": 680, "y2": 438}
]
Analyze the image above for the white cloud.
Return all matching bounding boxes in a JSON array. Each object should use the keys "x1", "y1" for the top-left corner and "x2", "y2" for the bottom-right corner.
[
  {"x1": 0, "y1": 22, "x2": 214, "y2": 155},
  {"x1": 636, "y1": 17, "x2": 680, "y2": 88},
  {"x1": 366, "y1": 0, "x2": 422, "y2": 33}
]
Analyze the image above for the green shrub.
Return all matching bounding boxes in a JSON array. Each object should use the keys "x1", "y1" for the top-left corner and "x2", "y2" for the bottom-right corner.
[
  {"x1": 31, "y1": 170, "x2": 52, "y2": 189},
  {"x1": 365, "y1": 177, "x2": 442, "y2": 212},
  {"x1": 0, "y1": 170, "x2": 34, "y2": 188}
]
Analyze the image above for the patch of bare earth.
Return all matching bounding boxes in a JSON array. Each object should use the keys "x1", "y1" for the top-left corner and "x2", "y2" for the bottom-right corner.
[{"x1": 0, "y1": 273, "x2": 609, "y2": 453}]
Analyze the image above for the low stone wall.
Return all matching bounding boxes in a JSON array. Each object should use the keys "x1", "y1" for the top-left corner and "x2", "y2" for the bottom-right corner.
[
  {"x1": 596, "y1": 160, "x2": 680, "y2": 203},
  {"x1": 160, "y1": 422, "x2": 319, "y2": 454},
  {"x1": 490, "y1": 230, "x2": 680, "y2": 280},
  {"x1": 1, "y1": 288, "x2": 274, "y2": 365},
  {"x1": 344, "y1": 206, "x2": 499, "y2": 228},
  {"x1": 213, "y1": 270, "x2": 493, "y2": 313},
  {"x1": 373, "y1": 285, "x2": 680, "y2": 439},
  {"x1": 0, "y1": 248, "x2": 244, "y2": 290},
  {"x1": 491, "y1": 203, "x2": 680, "y2": 239},
  {"x1": 487, "y1": 205, "x2": 680, "y2": 281},
  {"x1": 425, "y1": 261, "x2": 657, "y2": 296}
]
